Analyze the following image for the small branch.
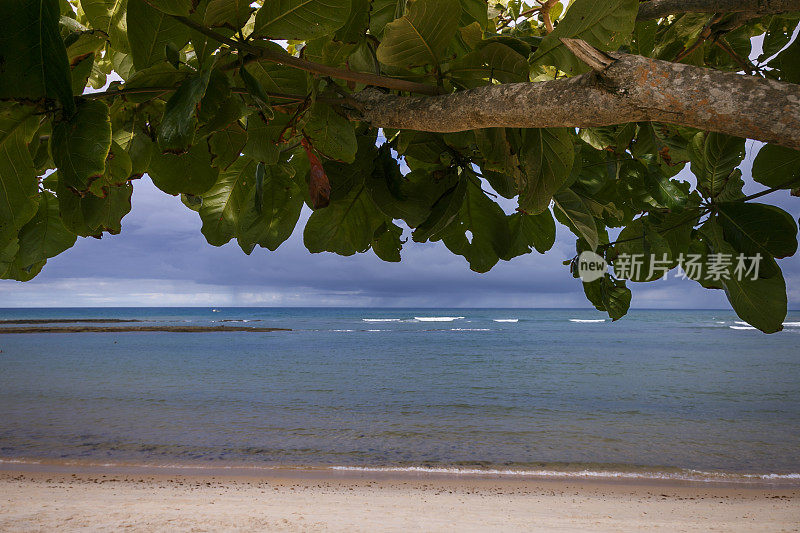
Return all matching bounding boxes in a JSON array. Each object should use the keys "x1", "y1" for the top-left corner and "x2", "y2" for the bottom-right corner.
[
  {"x1": 740, "y1": 179, "x2": 800, "y2": 202},
  {"x1": 171, "y1": 15, "x2": 440, "y2": 95},
  {"x1": 714, "y1": 38, "x2": 753, "y2": 73},
  {"x1": 540, "y1": 0, "x2": 560, "y2": 33},
  {"x1": 673, "y1": 14, "x2": 723, "y2": 63}
]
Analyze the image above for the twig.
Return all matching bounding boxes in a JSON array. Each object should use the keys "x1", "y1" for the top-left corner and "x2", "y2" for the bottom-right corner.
[
  {"x1": 540, "y1": 0, "x2": 560, "y2": 33},
  {"x1": 171, "y1": 15, "x2": 441, "y2": 95}
]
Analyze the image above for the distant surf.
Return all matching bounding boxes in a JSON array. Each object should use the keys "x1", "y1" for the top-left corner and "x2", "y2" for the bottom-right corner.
[
  {"x1": 493, "y1": 319, "x2": 519, "y2": 323},
  {"x1": 569, "y1": 319, "x2": 606, "y2": 323},
  {"x1": 414, "y1": 317, "x2": 465, "y2": 322}
]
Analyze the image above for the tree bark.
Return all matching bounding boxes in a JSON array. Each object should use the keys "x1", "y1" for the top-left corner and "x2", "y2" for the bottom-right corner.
[
  {"x1": 637, "y1": 0, "x2": 800, "y2": 20},
  {"x1": 353, "y1": 43, "x2": 800, "y2": 150}
]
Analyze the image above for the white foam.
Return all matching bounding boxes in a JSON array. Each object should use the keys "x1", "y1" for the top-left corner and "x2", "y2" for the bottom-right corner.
[
  {"x1": 730, "y1": 325, "x2": 757, "y2": 330},
  {"x1": 783, "y1": 321, "x2": 800, "y2": 327},
  {"x1": 366, "y1": 329, "x2": 386, "y2": 332},
  {"x1": 329, "y1": 466, "x2": 800, "y2": 483},
  {"x1": 331, "y1": 329, "x2": 355, "y2": 332},
  {"x1": 362, "y1": 318, "x2": 402, "y2": 322},
  {"x1": 450, "y1": 328, "x2": 491, "y2": 331},
  {"x1": 414, "y1": 316, "x2": 465, "y2": 322},
  {"x1": 493, "y1": 319, "x2": 519, "y2": 323},
  {"x1": 569, "y1": 319, "x2": 606, "y2": 323}
]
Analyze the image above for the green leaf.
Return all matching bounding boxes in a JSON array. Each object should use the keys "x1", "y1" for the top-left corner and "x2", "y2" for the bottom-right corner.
[
  {"x1": 148, "y1": 140, "x2": 220, "y2": 195},
  {"x1": 752, "y1": 144, "x2": 800, "y2": 189},
  {"x1": 209, "y1": 121, "x2": 247, "y2": 169},
  {"x1": 583, "y1": 274, "x2": 631, "y2": 321},
  {"x1": 553, "y1": 189, "x2": 598, "y2": 251},
  {"x1": 245, "y1": 47, "x2": 308, "y2": 94},
  {"x1": 371, "y1": 220, "x2": 403, "y2": 262},
  {"x1": 253, "y1": 0, "x2": 352, "y2": 40},
  {"x1": 140, "y1": 0, "x2": 194, "y2": 16},
  {"x1": 237, "y1": 163, "x2": 303, "y2": 253},
  {"x1": 612, "y1": 216, "x2": 674, "y2": 282},
  {"x1": 688, "y1": 131, "x2": 745, "y2": 199},
  {"x1": 302, "y1": 103, "x2": 357, "y2": 163},
  {"x1": 51, "y1": 99, "x2": 112, "y2": 195},
  {"x1": 531, "y1": 0, "x2": 638, "y2": 75},
  {"x1": 440, "y1": 178, "x2": 510, "y2": 273},
  {"x1": 0, "y1": 0, "x2": 75, "y2": 115},
  {"x1": 0, "y1": 108, "x2": 39, "y2": 248},
  {"x1": 449, "y1": 42, "x2": 529, "y2": 87},
  {"x1": 504, "y1": 209, "x2": 556, "y2": 258},
  {"x1": 200, "y1": 157, "x2": 255, "y2": 246},
  {"x1": 80, "y1": 0, "x2": 129, "y2": 52},
  {"x1": 716, "y1": 202, "x2": 798, "y2": 259},
  {"x1": 158, "y1": 66, "x2": 214, "y2": 153},
  {"x1": 517, "y1": 128, "x2": 574, "y2": 214},
  {"x1": 369, "y1": 0, "x2": 399, "y2": 37},
  {"x1": 304, "y1": 183, "x2": 385, "y2": 255},
  {"x1": 204, "y1": 0, "x2": 252, "y2": 28},
  {"x1": 334, "y1": 0, "x2": 368, "y2": 42},
  {"x1": 15, "y1": 191, "x2": 76, "y2": 266},
  {"x1": 242, "y1": 113, "x2": 280, "y2": 164},
  {"x1": 376, "y1": 0, "x2": 460, "y2": 68},
  {"x1": 701, "y1": 218, "x2": 787, "y2": 334},
  {"x1": 127, "y1": 0, "x2": 190, "y2": 70},
  {"x1": 412, "y1": 176, "x2": 467, "y2": 242},
  {"x1": 56, "y1": 177, "x2": 133, "y2": 236},
  {"x1": 770, "y1": 36, "x2": 799, "y2": 84}
]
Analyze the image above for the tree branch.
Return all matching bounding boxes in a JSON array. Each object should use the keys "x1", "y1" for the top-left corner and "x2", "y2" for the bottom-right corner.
[
  {"x1": 637, "y1": 0, "x2": 800, "y2": 20},
  {"x1": 171, "y1": 15, "x2": 441, "y2": 96},
  {"x1": 353, "y1": 45, "x2": 800, "y2": 150}
]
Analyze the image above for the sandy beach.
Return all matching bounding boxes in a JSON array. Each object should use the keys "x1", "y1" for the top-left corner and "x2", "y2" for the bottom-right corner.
[{"x1": 1, "y1": 469, "x2": 797, "y2": 532}]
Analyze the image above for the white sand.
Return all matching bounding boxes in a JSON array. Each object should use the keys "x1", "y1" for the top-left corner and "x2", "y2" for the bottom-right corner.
[{"x1": 1, "y1": 470, "x2": 798, "y2": 532}]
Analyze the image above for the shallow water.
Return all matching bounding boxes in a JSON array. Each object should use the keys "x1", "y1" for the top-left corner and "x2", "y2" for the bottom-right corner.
[{"x1": 1, "y1": 307, "x2": 798, "y2": 481}]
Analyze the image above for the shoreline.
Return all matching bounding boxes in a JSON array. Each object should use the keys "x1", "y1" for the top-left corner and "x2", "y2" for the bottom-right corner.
[{"x1": 2, "y1": 469, "x2": 797, "y2": 532}]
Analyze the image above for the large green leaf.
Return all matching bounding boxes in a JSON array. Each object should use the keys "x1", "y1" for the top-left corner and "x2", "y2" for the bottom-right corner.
[
  {"x1": 158, "y1": 67, "x2": 214, "y2": 153},
  {"x1": 716, "y1": 202, "x2": 798, "y2": 259},
  {"x1": 302, "y1": 103, "x2": 357, "y2": 163},
  {"x1": 412, "y1": 177, "x2": 467, "y2": 242},
  {"x1": 517, "y1": 128, "x2": 574, "y2": 214},
  {"x1": 0, "y1": 0, "x2": 74, "y2": 115},
  {"x1": 304, "y1": 183, "x2": 385, "y2": 255},
  {"x1": 204, "y1": 0, "x2": 253, "y2": 29},
  {"x1": 553, "y1": 189, "x2": 598, "y2": 251},
  {"x1": 504, "y1": 209, "x2": 556, "y2": 258},
  {"x1": 56, "y1": 177, "x2": 133, "y2": 236},
  {"x1": 127, "y1": 0, "x2": 190, "y2": 70},
  {"x1": 441, "y1": 178, "x2": 510, "y2": 273},
  {"x1": 238, "y1": 163, "x2": 304, "y2": 253},
  {"x1": 140, "y1": 0, "x2": 194, "y2": 16},
  {"x1": 376, "y1": 0, "x2": 460, "y2": 68},
  {"x1": 200, "y1": 157, "x2": 255, "y2": 246},
  {"x1": 688, "y1": 131, "x2": 745, "y2": 199},
  {"x1": 583, "y1": 274, "x2": 631, "y2": 321},
  {"x1": 0, "y1": 108, "x2": 39, "y2": 248},
  {"x1": 751, "y1": 145, "x2": 800, "y2": 189},
  {"x1": 701, "y1": 218, "x2": 787, "y2": 333},
  {"x1": 531, "y1": 0, "x2": 638, "y2": 75},
  {"x1": 15, "y1": 191, "x2": 76, "y2": 266},
  {"x1": 448, "y1": 42, "x2": 528, "y2": 87},
  {"x1": 51, "y1": 99, "x2": 112, "y2": 195},
  {"x1": 253, "y1": 0, "x2": 352, "y2": 40},
  {"x1": 612, "y1": 215, "x2": 673, "y2": 282},
  {"x1": 371, "y1": 220, "x2": 403, "y2": 262},
  {"x1": 148, "y1": 140, "x2": 220, "y2": 195},
  {"x1": 80, "y1": 0, "x2": 130, "y2": 52}
]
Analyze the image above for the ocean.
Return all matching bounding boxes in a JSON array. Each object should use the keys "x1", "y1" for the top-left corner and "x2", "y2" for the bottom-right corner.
[{"x1": 1, "y1": 307, "x2": 799, "y2": 483}]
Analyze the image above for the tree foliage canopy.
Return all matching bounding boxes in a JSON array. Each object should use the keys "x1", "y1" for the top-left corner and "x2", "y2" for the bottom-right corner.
[{"x1": 0, "y1": 0, "x2": 799, "y2": 332}]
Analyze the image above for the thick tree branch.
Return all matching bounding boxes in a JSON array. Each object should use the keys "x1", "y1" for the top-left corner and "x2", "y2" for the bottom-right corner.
[
  {"x1": 353, "y1": 45, "x2": 800, "y2": 150},
  {"x1": 637, "y1": 0, "x2": 800, "y2": 20}
]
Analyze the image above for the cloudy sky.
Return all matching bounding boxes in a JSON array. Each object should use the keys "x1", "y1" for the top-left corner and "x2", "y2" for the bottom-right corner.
[{"x1": 1, "y1": 140, "x2": 798, "y2": 308}]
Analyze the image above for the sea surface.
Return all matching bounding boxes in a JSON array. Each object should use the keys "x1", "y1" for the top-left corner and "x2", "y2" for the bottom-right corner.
[{"x1": 1, "y1": 307, "x2": 799, "y2": 483}]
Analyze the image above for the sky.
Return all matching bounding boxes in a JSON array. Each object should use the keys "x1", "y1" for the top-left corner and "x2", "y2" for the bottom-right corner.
[{"x1": 1, "y1": 141, "x2": 798, "y2": 308}]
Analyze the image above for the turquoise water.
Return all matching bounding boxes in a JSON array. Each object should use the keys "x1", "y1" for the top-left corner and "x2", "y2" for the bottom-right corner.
[{"x1": 1, "y1": 307, "x2": 799, "y2": 480}]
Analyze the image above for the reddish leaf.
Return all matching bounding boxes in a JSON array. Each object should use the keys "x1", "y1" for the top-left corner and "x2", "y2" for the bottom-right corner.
[{"x1": 302, "y1": 137, "x2": 330, "y2": 209}]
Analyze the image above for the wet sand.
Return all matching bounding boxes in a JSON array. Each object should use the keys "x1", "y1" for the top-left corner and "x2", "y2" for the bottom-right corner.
[
  {"x1": 0, "y1": 469, "x2": 797, "y2": 532},
  {"x1": 0, "y1": 326, "x2": 291, "y2": 334}
]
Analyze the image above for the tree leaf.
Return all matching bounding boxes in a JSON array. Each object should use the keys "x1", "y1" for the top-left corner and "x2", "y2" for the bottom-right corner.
[
  {"x1": 140, "y1": 0, "x2": 194, "y2": 16},
  {"x1": 237, "y1": 163, "x2": 303, "y2": 253},
  {"x1": 304, "y1": 183, "x2": 385, "y2": 255},
  {"x1": 51, "y1": 99, "x2": 112, "y2": 195},
  {"x1": 531, "y1": 0, "x2": 638, "y2": 75},
  {"x1": 127, "y1": 0, "x2": 190, "y2": 70},
  {"x1": 200, "y1": 157, "x2": 254, "y2": 245},
  {"x1": 203, "y1": 0, "x2": 252, "y2": 28},
  {"x1": 302, "y1": 103, "x2": 357, "y2": 163},
  {"x1": 517, "y1": 128, "x2": 574, "y2": 214},
  {"x1": 0, "y1": 0, "x2": 75, "y2": 115},
  {"x1": 15, "y1": 190, "x2": 76, "y2": 266},
  {"x1": 376, "y1": 0, "x2": 460, "y2": 68},
  {"x1": 371, "y1": 220, "x2": 403, "y2": 262},
  {"x1": 209, "y1": 121, "x2": 247, "y2": 169},
  {"x1": 612, "y1": 215, "x2": 673, "y2": 282},
  {"x1": 752, "y1": 144, "x2": 800, "y2": 189},
  {"x1": 716, "y1": 202, "x2": 798, "y2": 259},
  {"x1": 448, "y1": 42, "x2": 529, "y2": 87},
  {"x1": 158, "y1": 66, "x2": 214, "y2": 153},
  {"x1": 56, "y1": 177, "x2": 133, "y2": 236},
  {"x1": 583, "y1": 274, "x2": 631, "y2": 321},
  {"x1": 689, "y1": 131, "x2": 745, "y2": 199},
  {"x1": 553, "y1": 189, "x2": 598, "y2": 251},
  {"x1": 0, "y1": 108, "x2": 39, "y2": 248},
  {"x1": 504, "y1": 209, "x2": 556, "y2": 258},
  {"x1": 242, "y1": 113, "x2": 280, "y2": 164},
  {"x1": 148, "y1": 140, "x2": 220, "y2": 195},
  {"x1": 412, "y1": 176, "x2": 467, "y2": 242},
  {"x1": 80, "y1": 0, "x2": 130, "y2": 52},
  {"x1": 253, "y1": 0, "x2": 352, "y2": 40}
]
